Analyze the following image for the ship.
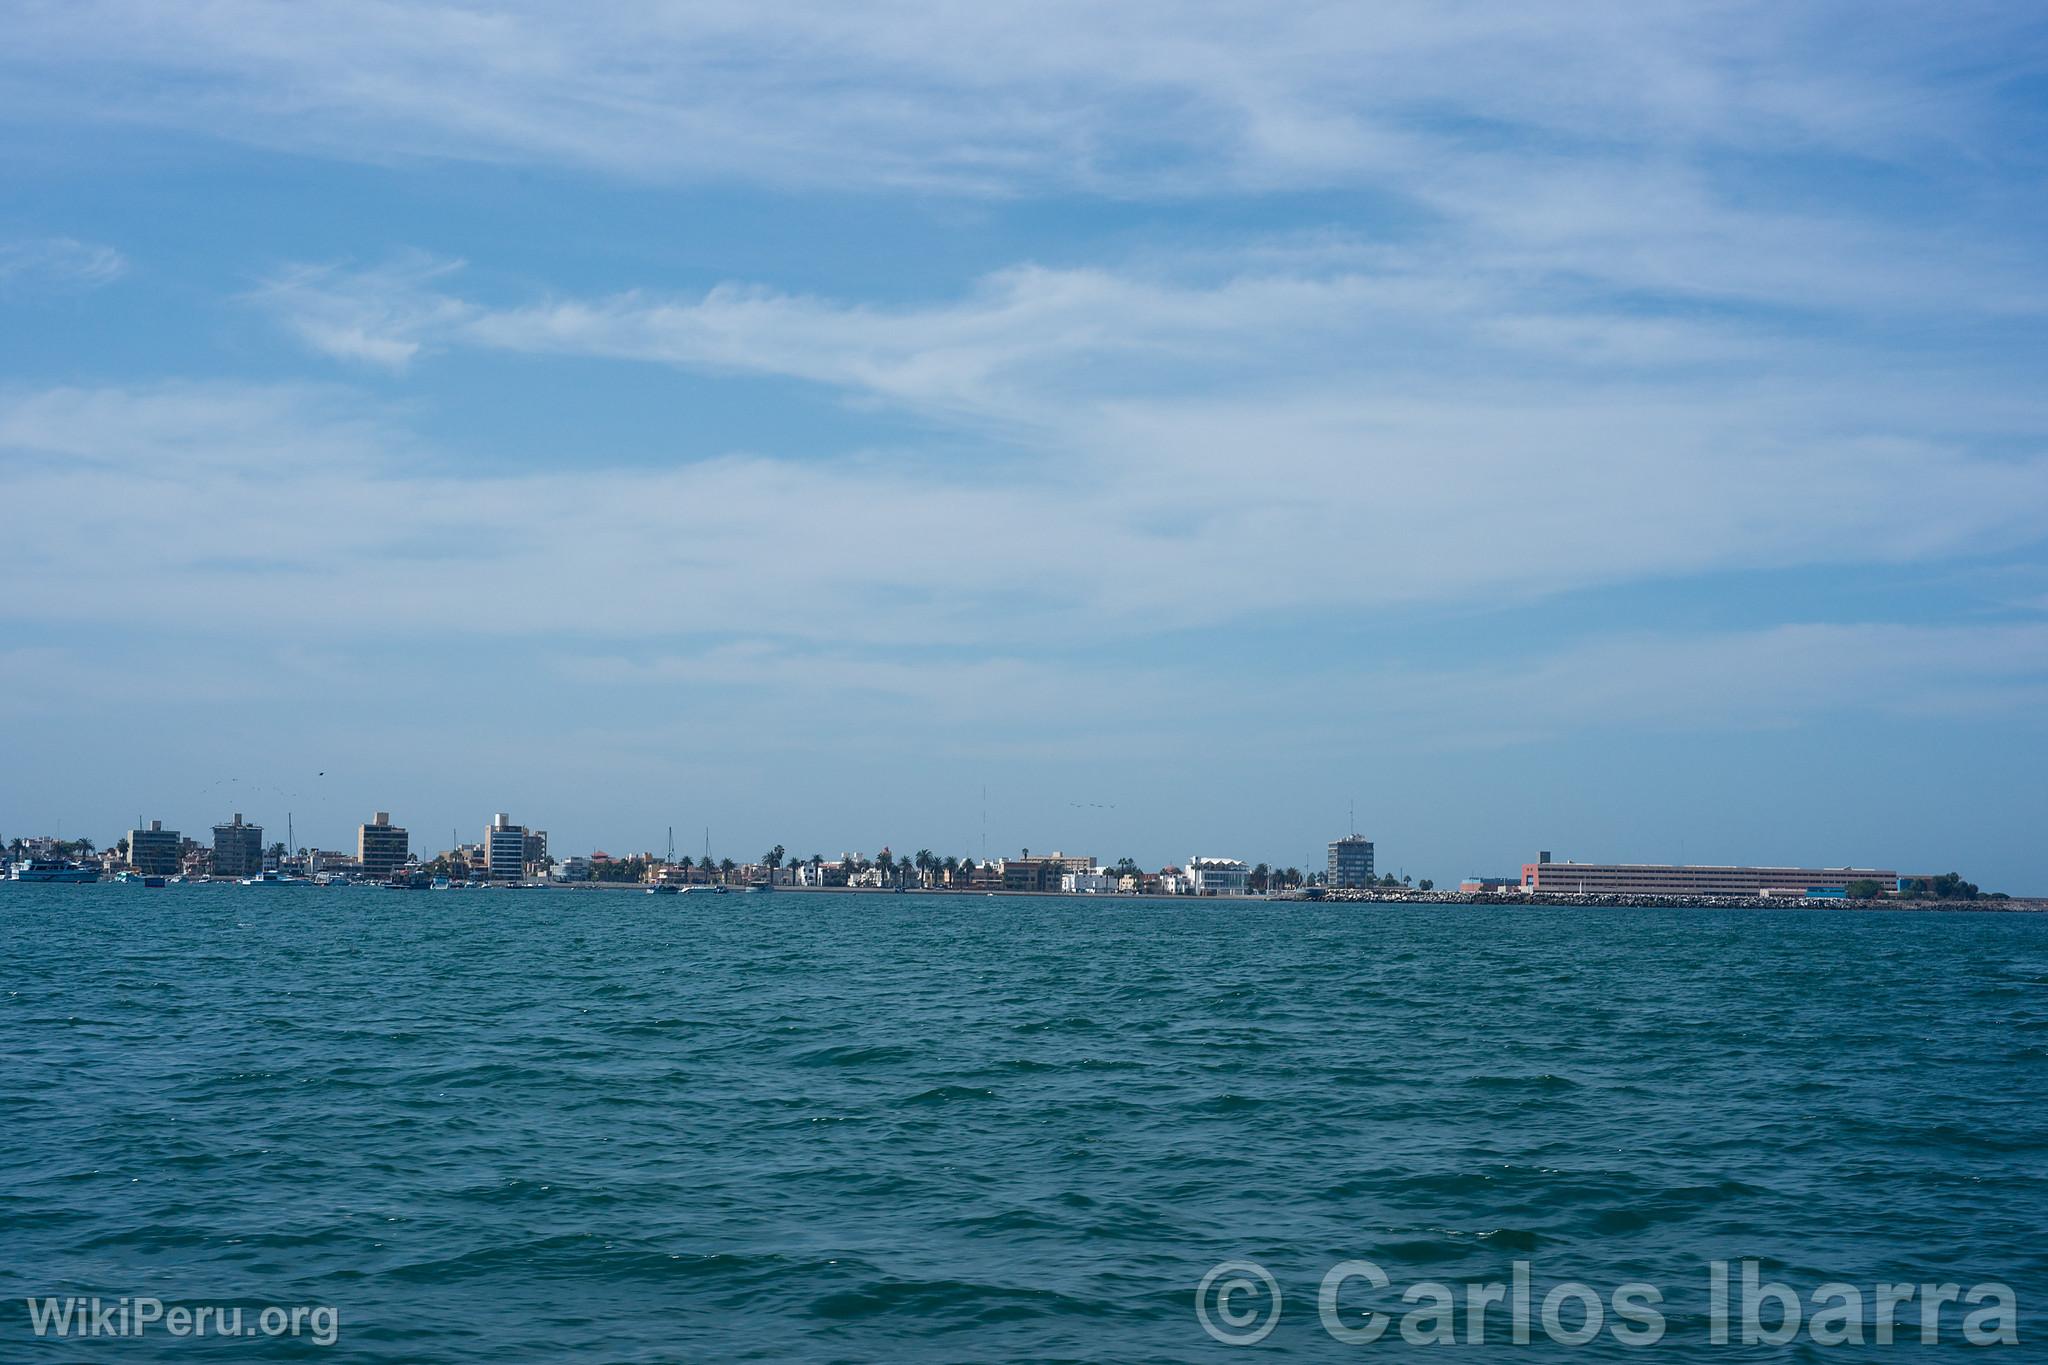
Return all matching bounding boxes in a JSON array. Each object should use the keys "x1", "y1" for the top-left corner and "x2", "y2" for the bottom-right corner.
[{"x1": 9, "y1": 858, "x2": 102, "y2": 883}]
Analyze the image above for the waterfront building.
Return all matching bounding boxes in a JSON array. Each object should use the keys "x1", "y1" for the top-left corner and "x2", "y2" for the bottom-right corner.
[
  {"x1": 1189, "y1": 856, "x2": 1251, "y2": 896},
  {"x1": 553, "y1": 855, "x2": 591, "y2": 882},
  {"x1": 999, "y1": 851, "x2": 1065, "y2": 893},
  {"x1": 522, "y1": 830, "x2": 549, "y2": 878},
  {"x1": 1519, "y1": 857, "x2": 1898, "y2": 898},
  {"x1": 796, "y1": 860, "x2": 849, "y2": 887},
  {"x1": 484, "y1": 814, "x2": 527, "y2": 881},
  {"x1": 127, "y1": 819, "x2": 181, "y2": 876},
  {"x1": 357, "y1": 812, "x2": 410, "y2": 881},
  {"x1": 1061, "y1": 871, "x2": 1119, "y2": 894},
  {"x1": 1328, "y1": 834, "x2": 1376, "y2": 889},
  {"x1": 212, "y1": 813, "x2": 263, "y2": 880},
  {"x1": 1459, "y1": 875, "x2": 1520, "y2": 894}
]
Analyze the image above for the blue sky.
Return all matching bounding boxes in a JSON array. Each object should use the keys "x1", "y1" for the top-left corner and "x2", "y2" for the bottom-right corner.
[{"x1": 3, "y1": 3, "x2": 2046, "y2": 888}]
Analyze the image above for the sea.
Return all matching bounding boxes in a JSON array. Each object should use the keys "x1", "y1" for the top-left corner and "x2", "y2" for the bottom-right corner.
[{"x1": 3, "y1": 883, "x2": 2043, "y2": 1361}]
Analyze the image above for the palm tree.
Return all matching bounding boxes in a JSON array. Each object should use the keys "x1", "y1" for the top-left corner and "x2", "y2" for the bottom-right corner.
[{"x1": 719, "y1": 857, "x2": 736, "y2": 881}]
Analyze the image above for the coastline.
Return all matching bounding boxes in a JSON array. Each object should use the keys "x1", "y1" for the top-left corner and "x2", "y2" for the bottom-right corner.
[
  {"x1": 348, "y1": 882, "x2": 2048, "y2": 910},
  {"x1": 14, "y1": 878, "x2": 2039, "y2": 910}
]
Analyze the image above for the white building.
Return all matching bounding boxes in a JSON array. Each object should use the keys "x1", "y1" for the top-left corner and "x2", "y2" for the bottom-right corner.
[
  {"x1": 796, "y1": 861, "x2": 847, "y2": 887},
  {"x1": 1061, "y1": 871, "x2": 1118, "y2": 894},
  {"x1": 1189, "y1": 856, "x2": 1251, "y2": 896},
  {"x1": 553, "y1": 855, "x2": 591, "y2": 882}
]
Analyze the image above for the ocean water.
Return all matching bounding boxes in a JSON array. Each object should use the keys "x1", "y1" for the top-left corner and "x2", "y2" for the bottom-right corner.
[{"x1": 2, "y1": 884, "x2": 2043, "y2": 1361}]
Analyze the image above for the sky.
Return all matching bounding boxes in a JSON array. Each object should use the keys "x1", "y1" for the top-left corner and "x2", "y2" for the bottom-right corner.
[{"x1": 2, "y1": 2, "x2": 2046, "y2": 889}]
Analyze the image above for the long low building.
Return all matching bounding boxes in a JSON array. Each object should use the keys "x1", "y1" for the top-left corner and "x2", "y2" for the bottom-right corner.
[{"x1": 1521, "y1": 858, "x2": 1896, "y2": 898}]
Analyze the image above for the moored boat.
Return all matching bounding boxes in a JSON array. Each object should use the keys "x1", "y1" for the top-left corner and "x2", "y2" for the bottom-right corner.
[
  {"x1": 240, "y1": 870, "x2": 312, "y2": 886},
  {"x1": 9, "y1": 858, "x2": 101, "y2": 883}
]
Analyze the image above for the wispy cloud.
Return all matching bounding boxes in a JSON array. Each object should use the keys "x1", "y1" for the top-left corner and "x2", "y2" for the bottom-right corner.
[
  {"x1": 0, "y1": 237, "x2": 127, "y2": 289},
  {"x1": 244, "y1": 254, "x2": 2048, "y2": 619},
  {"x1": 1345, "y1": 623, "x2": 2048, "y2": 746},
  {"x1": 5, "y1": 378, "x2": 2046, "y2": 654},
  {"x1": 7, "y1": 3, "x2": 2043, "y2": 196},
  {"x1": 555, "y1": 620, "x2": 2048, "y2": 747},
  {"x1": 249, "y1": 255, "x2": 473, "y2": 370}
]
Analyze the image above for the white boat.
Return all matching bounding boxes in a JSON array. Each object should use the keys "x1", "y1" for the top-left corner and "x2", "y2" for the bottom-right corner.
[
  {"x1": 240, "y1": 870, "x2": 312, "y2": 886},
  {"x1": 10, "y1": 858, "x2": 101, "y2": 883}
]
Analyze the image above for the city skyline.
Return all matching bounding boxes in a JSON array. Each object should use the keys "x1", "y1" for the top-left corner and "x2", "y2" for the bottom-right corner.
[
  {"x1": 2, "y1": 6, "x2": 2046, "y2": 891},
  {"x1": 1, "y1": 800, "x2": 2011, "y2": 897}
]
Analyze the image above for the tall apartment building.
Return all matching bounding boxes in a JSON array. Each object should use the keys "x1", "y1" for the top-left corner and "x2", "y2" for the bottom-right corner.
[
  {"x1": 127, "y1": 819, "x2": 181, "y2": 876},
  {"x1": 1328, "y1": 834, "x2": 1376, "y2": 889},
  {"x1": 522, "y1": 829, "x2": 548, "y2": 877},
  {"x1": 485, "y1": 813, "x2": 527, "y2": 881},
  {"x1": 357, "y1": 812, "x2": 410, "y2": 882},
  {"x1": 212, "y1": 814, "x2": 264, "y2": 880}
]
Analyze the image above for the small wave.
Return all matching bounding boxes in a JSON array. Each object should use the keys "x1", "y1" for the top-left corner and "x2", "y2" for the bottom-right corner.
[
  {"x1": 807, "y1": 1277, "x2": 1108, "y2": 1323},
  {"x1": 1463, "y1": 1072, "x2": 1581, "y2": 1092},
  {"x1": 790, "y1": 1043, "x2": 917, "y2": 1068},
  {"x1": 900, "y1": 1084, "x2": 995, "y2": 1105}
]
